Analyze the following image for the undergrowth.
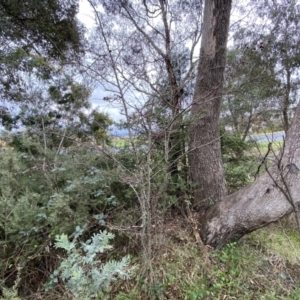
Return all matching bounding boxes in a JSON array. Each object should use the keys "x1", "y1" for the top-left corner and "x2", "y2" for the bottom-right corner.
[
  {"x1": 1, "y1": 132, "x2": 298, "y2": 299},
  {"x1": 91, "y1": 216, "x2": 300, "y2": 300}
]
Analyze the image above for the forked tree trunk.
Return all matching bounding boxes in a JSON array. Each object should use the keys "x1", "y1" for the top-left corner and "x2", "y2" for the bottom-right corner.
[
  {"x1": 189, "y1": 0, "x2": 232, "y2": 210},
  {"x1": 188, "y1": 0, "x2": 300, "y2": 248},
  {"x1": 201, "y1": 101, "x2": 300, "y2": 248}
]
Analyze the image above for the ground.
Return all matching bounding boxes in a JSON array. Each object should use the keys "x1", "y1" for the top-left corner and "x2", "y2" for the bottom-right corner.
[{"x1": 105, "y1": 213, "x2": 300, "y2": 300}]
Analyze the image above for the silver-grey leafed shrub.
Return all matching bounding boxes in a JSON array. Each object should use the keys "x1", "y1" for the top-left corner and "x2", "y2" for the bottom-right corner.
[{"x1": 45, "y1": 225, "x2": 131, "y2": 299}]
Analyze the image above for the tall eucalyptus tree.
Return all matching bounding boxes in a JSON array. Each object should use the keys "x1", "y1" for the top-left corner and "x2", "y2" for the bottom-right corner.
[
  {"x1": 198, "y1": 0, "x2": 300, "y2": 247},
  {"x1": 188, "y1": 0, "x2": 232, "y2": 210}
]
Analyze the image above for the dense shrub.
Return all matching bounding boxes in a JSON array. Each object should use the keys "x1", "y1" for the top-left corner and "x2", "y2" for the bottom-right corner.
[{"x1": 0, "y1": 137, "x2": 129, "y2": 298}]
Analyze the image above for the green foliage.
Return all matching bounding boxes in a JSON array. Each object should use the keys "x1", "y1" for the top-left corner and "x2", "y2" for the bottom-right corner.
[
  {"x1": 5, "y1": 73, "x2": 112, "y2": 147},
  {"x1": 223, "y1": 46, "x2": 280, "y2": 136},
  {"x1": 78, "y1": 109, "x2": 113, "y2": 145},
  {"x1": 0, "y1": 288, "x2": 21, "y2": 300},
  {"x1": 221, "y1": 129, "x2": 257, "y2": 193},
  {"x1": 228, "y1": 0, "x2": 300, "y2": 133},
  {"x1": 0, "y1": 137, "x2": 122, "y2": 297},
  {"x1": 111, "y1": 223, "x2": 300, "y2": 299},
  {"x1": 45, "y1": 228, "x2": 131, "y2": 299},
  {"x1": 0, "y1": 0, "x2": 84, "y2": 59},
  {"x1": 0, "y1": 0, "x2": 85, "y2": 111},
  {"x1": 210, "y1": 242, "x2": 241, "y2": 294}
]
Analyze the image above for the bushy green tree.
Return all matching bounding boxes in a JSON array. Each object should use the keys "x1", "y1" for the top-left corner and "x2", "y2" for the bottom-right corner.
[
  {"x1": 231, "y1": 0, "x2": 300, "y2": 133},
  {"x1": 0, "y1": 0, "x2": 83, "y2": 59},
  {"x1": 1, "y1": 63, "x2": 112, "y2": 149},
  {"x1": 222, "y1": 48, "x2": 280, "y2": 138},
  {"x1": 0, "y1": 0, "x2": 84, "y2": 106}
]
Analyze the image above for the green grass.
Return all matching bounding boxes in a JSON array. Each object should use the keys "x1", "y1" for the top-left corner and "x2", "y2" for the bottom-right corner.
[
  {"x1": 102, "y1": 217, "x2": 300, "y2": 300},
  {"x1": 249, "y1": 217, "x2": 300, "y2": 265},
  {"x1": 256, "y1": 140, "x2": 283, "y2": 153},
  {"x1": 111, "y1": 137, "x2": 131, "y2": 148},
  {"x1": 23, "y1": 215, "x2": 300, "y2": 300}
]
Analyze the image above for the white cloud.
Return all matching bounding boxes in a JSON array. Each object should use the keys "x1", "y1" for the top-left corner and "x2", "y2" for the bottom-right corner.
[{"x1": 77, "y1": 0, "x2": 95, "y2": 29}]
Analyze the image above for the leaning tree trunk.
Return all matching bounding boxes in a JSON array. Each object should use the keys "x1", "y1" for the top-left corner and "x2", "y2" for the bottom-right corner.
[
  {"x1": 188, "y1": 0, "x2": 232, "y2": 210},
  {"x1": 201, "y1": 101, "x2": 300, "y2": 248}
]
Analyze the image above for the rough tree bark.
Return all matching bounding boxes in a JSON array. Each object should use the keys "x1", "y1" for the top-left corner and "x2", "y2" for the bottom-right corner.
[
  {"x1": 282, "y1": 67, "x2": 291, "y2": 133},
  {"x1": 201, "y1": 101, "x2": 300, "y2": 248},
  {"x1": 189, "y1": 0, "x2": 300, "y2": 248},
  {"x1": 189, "y1": 0, "x2": 232, "y2": 209}
]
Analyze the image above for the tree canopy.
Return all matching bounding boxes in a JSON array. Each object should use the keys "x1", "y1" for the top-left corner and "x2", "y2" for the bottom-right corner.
[{"x1": 0, "y1": 0, "x2": 84, "y2": 59}]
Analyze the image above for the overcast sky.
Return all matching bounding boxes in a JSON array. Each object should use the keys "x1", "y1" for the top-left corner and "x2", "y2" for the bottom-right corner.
[
  {"x1": 77, "y1": 0, "x2": 125, "y2": 124},
  {"x1": 78, "y1": 0, "x2": 95, "y2": 29},
  {"x1": 76, "y1": 0, "x2": 245, "y2": 124}
]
